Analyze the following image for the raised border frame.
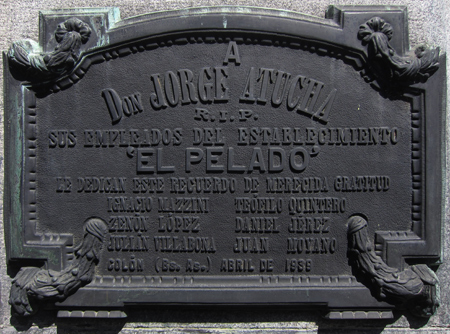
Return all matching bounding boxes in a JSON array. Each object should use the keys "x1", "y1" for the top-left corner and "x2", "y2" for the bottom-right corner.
[{"x1": 4, "y1": 6, "x2": 445, "y2": 319}]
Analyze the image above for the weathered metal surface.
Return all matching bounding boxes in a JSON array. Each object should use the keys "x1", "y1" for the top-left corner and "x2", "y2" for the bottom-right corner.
[{"x1": 3, "y1": 6, "x2": 445, "y2": 319}]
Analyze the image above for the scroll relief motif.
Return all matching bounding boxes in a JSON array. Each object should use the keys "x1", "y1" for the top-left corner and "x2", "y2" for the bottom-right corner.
[
  {"x1": 347, "y1": 215, "x2": 439, "y2": 317},
  {"x1": 8, "y1": 17, "x2": 91, "y2": 81},
  {"x1": 358, "y1": 17, "x2": 439, "y2": 83},
  {"x1": 9, "y1": 218, "x2": 107, "y2": 316}
]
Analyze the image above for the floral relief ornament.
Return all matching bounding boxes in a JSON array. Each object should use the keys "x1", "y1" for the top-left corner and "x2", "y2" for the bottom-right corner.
[
  {"x1": 8, "y1": 17, "x2": 91, "y2": 81},
  {"x1": 358, "y1": 17, "x2": 439, "y2": 83}
]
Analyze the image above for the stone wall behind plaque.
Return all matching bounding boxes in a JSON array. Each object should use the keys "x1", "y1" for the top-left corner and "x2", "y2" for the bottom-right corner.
[{"x1": 0, "y1": 0, "x2": 448, "y2": 333}]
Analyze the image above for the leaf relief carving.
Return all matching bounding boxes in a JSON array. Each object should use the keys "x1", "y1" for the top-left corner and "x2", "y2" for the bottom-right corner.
[
  {"x1": 9, "y1": 218, "x2": 107, "y2": 316},
  {"x1": 347, "y1": 215, "x2": 439, "y2": 317},
  {"x1": 8, "y1": 17, "x2": 91, "y2": 81},
  {"x1": 358, "y1": 17, "x2": 439, "y2": 84}
]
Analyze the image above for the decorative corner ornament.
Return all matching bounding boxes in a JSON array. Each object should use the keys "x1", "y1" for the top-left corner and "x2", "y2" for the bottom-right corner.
[
  {"x1": 347, "y1": 215, "x2": 439, "y2": 317},
  {"x1": 9, "y1": 218, "x2": 107, "y2": 316},
  {"x1": 358, "y1": 17, "x2": 439, "y2": 84},
  {"x1": 4, "y1": 6, "x2": 444, "y2": 321},
  {"x1": 7, "y1": 17, "x2": 91, "y2": 81}
]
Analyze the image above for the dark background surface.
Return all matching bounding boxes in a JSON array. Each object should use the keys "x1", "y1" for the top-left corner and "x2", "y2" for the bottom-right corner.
[{"x1": 1, "y1": 1, "x2": 449, "y2": 332}]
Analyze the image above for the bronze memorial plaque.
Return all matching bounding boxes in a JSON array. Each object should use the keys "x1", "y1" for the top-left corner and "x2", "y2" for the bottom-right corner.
[{"x1": 4, "y1": 6, "x2": 445, "y2": 319}]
